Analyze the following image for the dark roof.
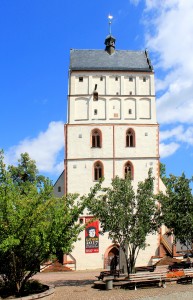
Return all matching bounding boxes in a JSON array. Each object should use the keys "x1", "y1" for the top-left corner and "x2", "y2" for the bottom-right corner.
[{"x1": 70, "y1": 49, "x2": 153, "y2": 72}]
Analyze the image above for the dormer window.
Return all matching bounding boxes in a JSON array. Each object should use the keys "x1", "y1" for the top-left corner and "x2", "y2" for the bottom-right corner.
[{"x1": 79, "y1": 77, "x2": 83, "y2": 82}]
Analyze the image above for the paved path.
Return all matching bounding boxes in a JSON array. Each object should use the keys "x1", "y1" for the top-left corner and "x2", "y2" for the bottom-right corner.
[{"x1": 33, "y1": 270, "x2": 193, "y2": 300}]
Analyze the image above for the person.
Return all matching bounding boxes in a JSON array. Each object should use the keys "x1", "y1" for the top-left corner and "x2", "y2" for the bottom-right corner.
[
  {"x1": 87, "y1": 226, "x2": 97, "y2": 238},
  {"x1": 110, "y1": 255, "x2": 118, "y2": 273}
]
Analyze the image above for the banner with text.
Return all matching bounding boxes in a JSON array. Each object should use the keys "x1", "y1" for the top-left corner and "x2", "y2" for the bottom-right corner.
[{"x1": 85, "y1": 217, "x2": 99, "y2": 253}]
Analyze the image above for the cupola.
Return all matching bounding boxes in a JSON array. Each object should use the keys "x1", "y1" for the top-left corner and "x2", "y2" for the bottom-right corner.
[{"x1": 105, "y1": 35, "x2": 116, "y2": 55}]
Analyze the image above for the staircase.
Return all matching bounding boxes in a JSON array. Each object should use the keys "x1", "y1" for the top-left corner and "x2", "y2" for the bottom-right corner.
[{"x1": 161, "y1": 234, "x2": 173, "y2": 256}]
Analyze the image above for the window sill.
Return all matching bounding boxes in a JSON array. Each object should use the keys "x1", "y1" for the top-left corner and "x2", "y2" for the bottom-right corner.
[{"x1": 91, "y1": 147, "x2": 102, "y2": 149}]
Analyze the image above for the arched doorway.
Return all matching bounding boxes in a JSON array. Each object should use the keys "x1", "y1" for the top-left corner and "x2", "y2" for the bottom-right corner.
[{"x1": 104, "y1": 244, "x2": 119, "y2": 269}]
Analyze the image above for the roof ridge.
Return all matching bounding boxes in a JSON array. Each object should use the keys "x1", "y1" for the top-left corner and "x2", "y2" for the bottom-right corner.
[{"x1": 70, "y1": 49, "x2": 145, "y2": 52}]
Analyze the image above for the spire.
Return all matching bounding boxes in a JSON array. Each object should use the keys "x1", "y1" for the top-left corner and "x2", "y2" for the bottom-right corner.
[
  {"x1": 105, "y1": 15, "x2": 116, "y2": 55},
  {"x1": 108, "y1": 14, "x2": 113, "y2": 35}
]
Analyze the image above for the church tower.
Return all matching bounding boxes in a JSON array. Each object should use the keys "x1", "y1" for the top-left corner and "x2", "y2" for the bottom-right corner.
[{"x1": 64, "y1": 28, "x2": 161, "y2": 270}]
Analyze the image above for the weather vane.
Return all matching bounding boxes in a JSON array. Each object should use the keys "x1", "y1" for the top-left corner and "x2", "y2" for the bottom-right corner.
[{"x1": 108, "y1": 14, "x2": 113, "y2": 35}]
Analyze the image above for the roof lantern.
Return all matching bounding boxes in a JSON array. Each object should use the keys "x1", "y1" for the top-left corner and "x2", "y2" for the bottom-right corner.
[{"x1": 105, "y1": 15, "x2": 116, "y2": 55}]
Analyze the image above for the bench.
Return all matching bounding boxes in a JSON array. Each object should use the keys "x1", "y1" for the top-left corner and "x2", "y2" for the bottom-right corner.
[
  {"x1": 180, "y1": 268, "x2": 193, "y2": 284},
  {"x1": 95, "y1": 267, "x2": 193, "y2": 290},
  {"x1": 96, "y1": 269, "x2": 121, "y2": 281},
  {"x1": 135, "y1": 265, "x2": 155, "y2": 272},
  {"x1": 127, "y1": 271, "x2": 168, "y2": 290},
  {"x1": 164, "y1": 268, "x2": 193, "y2": 285}
]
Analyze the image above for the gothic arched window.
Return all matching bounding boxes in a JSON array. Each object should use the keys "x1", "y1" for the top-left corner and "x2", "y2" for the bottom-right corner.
[
  {"x1": 126, "y1": 128, "x2": 135, "y2": 147},
  {"x1": 91, "y1": 129, "x2": 102, "y2": 148},
  {"x1": 124, "y1": 161, "x2": 133, "y2": 179},
  {"x1": 94, "y1": 161, "x2": 103, "y2": 181}
]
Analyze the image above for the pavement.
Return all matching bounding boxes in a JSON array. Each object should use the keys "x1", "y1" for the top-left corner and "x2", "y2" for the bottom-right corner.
[{"x1": 33, "y1": 270, "x2": 193, "y2": 300}]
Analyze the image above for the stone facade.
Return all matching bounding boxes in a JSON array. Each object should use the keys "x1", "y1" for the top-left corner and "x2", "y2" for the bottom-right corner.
[{"x1": 64, "y1": 37, "x2": 163, "y2": 270}]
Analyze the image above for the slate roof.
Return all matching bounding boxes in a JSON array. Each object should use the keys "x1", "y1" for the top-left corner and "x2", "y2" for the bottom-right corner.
[{"x1": 70, "y1": 49, "x2": 153, "y2": 72}]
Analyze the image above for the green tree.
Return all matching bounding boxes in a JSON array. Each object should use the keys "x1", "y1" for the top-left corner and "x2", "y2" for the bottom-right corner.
[
  {"x1": 160, "y1": 162, "x2": 167, "y2": 185},
  {"x1": 0, "y1": 150, "x2": 85, "y2": 296},
  {"x1": 86, "y1": 170, "x2": 160, "y2": 274},
  {"x1": 159, "y1": 173, "x2": 193, "y2": 250}
]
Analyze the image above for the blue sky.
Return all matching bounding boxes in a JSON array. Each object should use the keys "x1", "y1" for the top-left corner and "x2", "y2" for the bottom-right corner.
[{"x1": 1, "y1": 0, "x2": 193, "y2": 183}]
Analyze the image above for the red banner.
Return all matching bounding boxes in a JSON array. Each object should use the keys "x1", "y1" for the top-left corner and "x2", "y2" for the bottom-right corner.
[{"x1": 85, "y1": 217, "x2": 99, "y2": 253}]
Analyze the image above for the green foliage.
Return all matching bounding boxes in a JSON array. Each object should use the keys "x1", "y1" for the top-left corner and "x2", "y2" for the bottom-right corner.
[
  {"x1": 86, "y1": 170, "x2": 160, "y2": 274},
  {"x1": 159, "y1": 162, "x2": 168, "y2": 185},
  {"x1": 159, "y1": 173, "x2": 193, "y2": 248},
  {"x1": 0, "y1": 150, "x2": 85, "y2": 296}
]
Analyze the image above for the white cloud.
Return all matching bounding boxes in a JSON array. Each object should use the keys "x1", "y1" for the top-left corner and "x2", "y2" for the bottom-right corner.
[
  {"x1": 176, "y1": 127, "x2": 193, "y2": 145},
  {"x1": 5, "y1": 121, "x2": 64, "y2": 175},
  {"x1": 160, "y1": 142, "x2": 180, "y2": 158},
  {"x1": 160, "y1": 125, "x2": 184, "y2": 142},
  {"x1": 159, "y1": 126, "x2": 182, "y2": 158},
  {"x1": 143, "y1": 0, "x2": 193, "y2": 125},
  {"x1": 159, "y1": 125, "x2": 193, "y2": 158}
]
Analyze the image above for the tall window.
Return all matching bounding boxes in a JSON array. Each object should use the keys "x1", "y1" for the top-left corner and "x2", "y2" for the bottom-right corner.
[
  {"x1": 91, "y1": 129, "x2": 102, "y2": 148},
  {"x1": 126, "y1": 128, "x2": 135, "y2": 147},
  {"x1": 94, "y1": 161, "x2": 103, "y2": 181},
  {"x1": 124, "y1": 161, "x2": 133, "y2": 179}
]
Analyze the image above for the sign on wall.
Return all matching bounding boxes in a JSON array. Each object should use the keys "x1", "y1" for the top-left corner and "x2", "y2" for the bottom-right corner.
[{"x1": 85, "y1": 217, "x2": 99, "y2": 253}]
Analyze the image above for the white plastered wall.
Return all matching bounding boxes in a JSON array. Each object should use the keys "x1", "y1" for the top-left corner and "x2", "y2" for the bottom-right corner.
[{"x1": 65, "y1": 68, "x2": 163, "y2": 270}]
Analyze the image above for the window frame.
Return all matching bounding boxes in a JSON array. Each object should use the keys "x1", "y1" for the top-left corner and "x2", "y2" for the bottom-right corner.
[
  {"x1": 91, "y1": 128, "x2": 102, "y2": 148},
  {"x1": 126, "y1": 128, "x2": 135, "y2": 147},
  {"x1": 124, "y1": 161, "x2": 134, "y2": 179},
  {"x1": 93, "y1": 161, "x2": 104, "y2": 181}
]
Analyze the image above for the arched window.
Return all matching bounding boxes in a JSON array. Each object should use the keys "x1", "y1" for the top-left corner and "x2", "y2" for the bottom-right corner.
[
  {"x1": 126, "y1": 128, "x2": 135, "y2": 147},
  {"x1": 91, "y1": 129, "x2": 102, "y2": 148},
  {"x1": 94, "y1": 161, "x2": 103, "y2": 181},
  {"x1": 124, "y1": 161, "x2": 133, "y2": 179}
]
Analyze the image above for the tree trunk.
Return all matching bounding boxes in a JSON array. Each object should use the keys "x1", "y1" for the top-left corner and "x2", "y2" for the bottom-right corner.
[
  {"x1": 119, "y1": 245, "x2": 128, "y2": 274},
  {"x1": 119, "y1": 245, "x2": 130, "y2": 276},
  {"x1": 128, "y1": 246, "x2": 138, "y2": 274}
]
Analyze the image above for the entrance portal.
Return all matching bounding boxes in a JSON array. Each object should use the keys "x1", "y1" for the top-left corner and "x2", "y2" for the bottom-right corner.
[{"x1": 104, "y1": 245, "x2": 119, "y2": 269}]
